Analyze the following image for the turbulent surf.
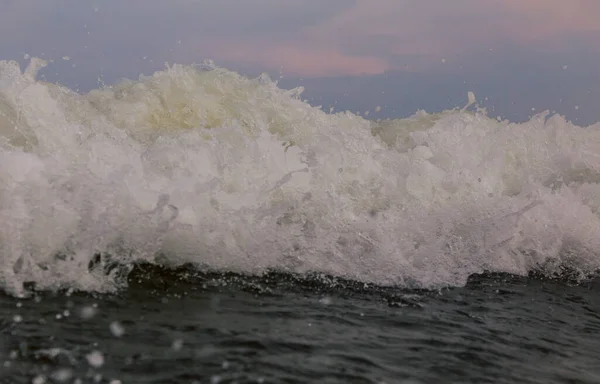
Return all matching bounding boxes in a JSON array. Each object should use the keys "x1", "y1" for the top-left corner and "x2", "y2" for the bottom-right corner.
[{"x1": 1, "y1": 58, "x2": 600, "y2": 296}]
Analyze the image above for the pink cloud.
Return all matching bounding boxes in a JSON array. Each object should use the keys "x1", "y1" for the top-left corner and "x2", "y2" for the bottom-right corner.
[
  {"x1": 303, "y1": 0, "x2": 600, "y2": 60},
  {"x1": 184, "y1": 0, "x2": 600, "y2": 77},
  {"x1": 189, "y1": 41, "x2": 391, "y2": 77},
  {"x1": 242, "y1": 46, "x2": 390, "y2": 77},
  {"x1": 501, "y1": 0, "x2": 600, "y2": 40},
  {"x1": 3, "y1": 0, "x2": 598, "y2": 79}
]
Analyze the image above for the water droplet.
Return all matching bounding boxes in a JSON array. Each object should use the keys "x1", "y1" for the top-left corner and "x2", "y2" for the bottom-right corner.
[
  {"x1": 32, "y1": 375, "x2": 46, "y2": 384},
  {"x1": 110, "y1": 322, "x2": 125, "y2": 337},
  {"x1": 51, "y1": 368, "x2": 73, "y2": 382},
  {"x1": 86, "y1": 351, "x2": 104, "y2": 368},
  {"x1": 172, "y1": 339, "x2": 183, "y2": 351},
  {"x1": 80, "y1": 306, "x2": 97, "y2": 319},
  {"x1": 13, "y1": 315, "x2": 22, "y2": 323}
]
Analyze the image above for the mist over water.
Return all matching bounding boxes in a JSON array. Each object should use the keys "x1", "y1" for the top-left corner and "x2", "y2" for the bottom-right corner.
[{"x1": 1, "y1": 58, "x2": 600, "y2": 297}]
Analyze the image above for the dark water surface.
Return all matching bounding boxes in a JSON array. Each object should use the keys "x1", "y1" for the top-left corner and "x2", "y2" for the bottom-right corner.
[{"x1": 1, "y1": 266, "x2": 599, "y2": 384}]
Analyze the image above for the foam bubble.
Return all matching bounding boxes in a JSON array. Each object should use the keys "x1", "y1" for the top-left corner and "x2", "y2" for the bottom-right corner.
[{"x1": 1, "y1": 58, "x2": 600, "y2": 295}]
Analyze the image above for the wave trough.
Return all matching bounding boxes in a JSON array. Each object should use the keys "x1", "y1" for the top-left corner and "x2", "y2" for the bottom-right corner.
[{"x1": 1, "y1": 58, "x2": 600, "y2": 296}]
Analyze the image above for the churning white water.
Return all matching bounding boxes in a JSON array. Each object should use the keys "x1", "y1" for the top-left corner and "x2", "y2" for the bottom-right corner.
[{"x1": 1, "y1": 58, "x2": 600, "y2": 296}]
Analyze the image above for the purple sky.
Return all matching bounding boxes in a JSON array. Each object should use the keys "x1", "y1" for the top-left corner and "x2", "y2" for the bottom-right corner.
[{"x1": 1, "y1": 0, "x2": 599, "y2": 123}]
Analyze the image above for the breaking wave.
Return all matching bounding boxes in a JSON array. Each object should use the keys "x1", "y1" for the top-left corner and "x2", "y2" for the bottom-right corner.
[{"x1": 1, "y1": 58, "x2": 600, "y2": 296}]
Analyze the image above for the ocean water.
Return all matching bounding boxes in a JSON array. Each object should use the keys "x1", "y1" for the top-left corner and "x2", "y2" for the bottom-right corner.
[{"x1": 0, "y1": 59, "x2": 599, "y2": 383}]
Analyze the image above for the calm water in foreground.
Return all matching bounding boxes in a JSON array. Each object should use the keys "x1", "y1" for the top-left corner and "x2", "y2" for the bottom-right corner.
[{"x1": 1, "y1": 265, "x2": 599, "y2": 384}]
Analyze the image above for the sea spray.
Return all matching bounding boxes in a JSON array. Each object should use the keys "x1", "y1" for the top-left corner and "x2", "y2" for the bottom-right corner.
[{"x1": 1, "y1": 58, "x2": 600, "y2": 295}]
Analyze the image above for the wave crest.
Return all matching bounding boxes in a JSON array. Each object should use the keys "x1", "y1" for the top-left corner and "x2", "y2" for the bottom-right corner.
[{"x1": 1, "y1": 58, "x2": 600, "y2": 296}]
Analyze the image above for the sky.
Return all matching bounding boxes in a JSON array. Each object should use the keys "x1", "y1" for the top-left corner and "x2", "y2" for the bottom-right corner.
[{"x1": 0, "y1": 0, "x2": 599, "y2": 124}]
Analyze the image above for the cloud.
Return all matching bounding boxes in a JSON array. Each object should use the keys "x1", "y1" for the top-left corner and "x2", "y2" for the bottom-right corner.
[
  {"x1": 1, "y1": 0, "x2": 598, "y2": 78},
  {"x1": 302, "y1": 0, "x2": 600, "y2": 63},
  {"x1": 0, "y1": 0, "x2": 363, "y2": 75},
  {"x1": 203, "y1": 42, "x2": 390, "y2": 76},
  {"x1": 304, "y1": 1, "x2": 503, "y2": 56},
  {"x1": 501, "y1": 0, "x2": 600, "y2": 40}
]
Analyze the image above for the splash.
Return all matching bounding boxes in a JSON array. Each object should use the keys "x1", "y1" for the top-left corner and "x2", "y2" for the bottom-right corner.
[{"x1": 1, "y1": 58, "x2": 600, "y2": 296}]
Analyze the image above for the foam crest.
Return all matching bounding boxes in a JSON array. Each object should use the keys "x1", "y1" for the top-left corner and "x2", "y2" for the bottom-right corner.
[{"x1": 1, "y1": 58, "x2": 600, "y2": 296}]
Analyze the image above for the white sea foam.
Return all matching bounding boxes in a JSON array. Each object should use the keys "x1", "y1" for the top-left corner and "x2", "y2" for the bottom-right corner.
[{"x1": 1, "y1": 58, "x2": 600, "y2": 296}]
